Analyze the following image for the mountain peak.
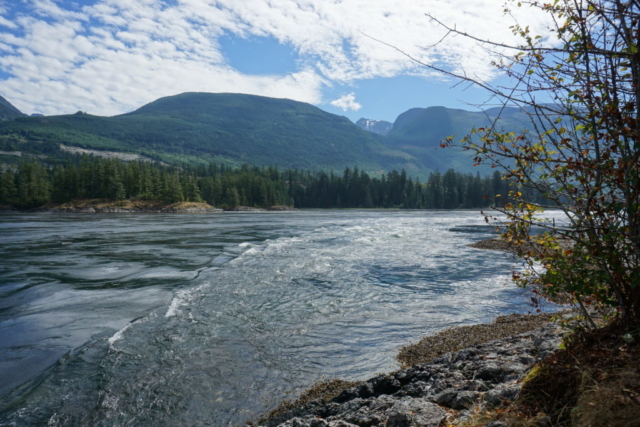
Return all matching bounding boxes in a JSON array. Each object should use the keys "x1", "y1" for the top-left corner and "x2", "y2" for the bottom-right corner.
[{"x1": 355, "y1": 118, "x2": 393, "y2": 135}]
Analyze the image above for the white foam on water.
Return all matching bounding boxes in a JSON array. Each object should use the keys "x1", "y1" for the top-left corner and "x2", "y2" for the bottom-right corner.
[
  {"x1": 108, "y1": 321, "x2": 137, "y2": 346},
  {"x1": 107, "y1": 312, "x2": 159, "y2": 348},
  {"x1": 165, "y1": 283, "x2": 210, "y2": 318},
  {"x1": 262, "y1": 236, "x2": 303, "y2": 256}
]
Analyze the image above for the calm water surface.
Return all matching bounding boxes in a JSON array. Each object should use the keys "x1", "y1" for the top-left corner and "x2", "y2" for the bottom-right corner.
[{"x1": 0, "y1": 210, "x2": 555, "y2": 426}]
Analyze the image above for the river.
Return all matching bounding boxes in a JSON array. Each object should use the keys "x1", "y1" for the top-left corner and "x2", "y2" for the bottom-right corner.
[{"x1": 0, "y1": 210, "x2": 556, "y2": 426}]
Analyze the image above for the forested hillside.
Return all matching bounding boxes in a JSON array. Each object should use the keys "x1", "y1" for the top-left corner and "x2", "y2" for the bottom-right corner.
[
  {"x1": 0, "y1": 93, "x2": 421, "y2": 175},
  {"x1": 0, "y1": 93, "x2": 545, "y2": 179},
  {"x1": 380, "y1": 106, "x2": 533, "y2": 172},
  {"x1": 0, "y1": 156, "x2": 544, "y2": 210}
]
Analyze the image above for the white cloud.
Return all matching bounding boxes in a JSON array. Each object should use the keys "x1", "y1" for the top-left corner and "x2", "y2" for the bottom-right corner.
[
  {"x1": 0, "y1": 15, "x2": 17, "y2": 29},
  {"x1": 331, "y1": 93, "x2": 361, "y2": 112},
  {"x1": 0, "y1": 0, "x2": 555, "y2": 116}
]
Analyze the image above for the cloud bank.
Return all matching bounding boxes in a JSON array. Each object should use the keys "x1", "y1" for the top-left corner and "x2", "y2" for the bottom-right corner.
[
  {"x1": 331, "y1": 93, "x2": 361, "y2": 112},
  {"x1": 0, "y1": 0, "x2": 554, "y2": 116}
]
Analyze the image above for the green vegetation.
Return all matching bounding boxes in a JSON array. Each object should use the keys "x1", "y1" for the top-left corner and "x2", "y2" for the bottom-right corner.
[
  {"x1": 421, "y1": 0, "x2": 640, "y2": 423},
  {"x1": 0, "y1": 156, "x2": 545, "y2": 210},
  {"x1": 0, "y1": 93, "x2": 422, "y2": 175},
  {"x1": 383, "y1": 105, "x2": 533, "y2": 173},
  {"x1": 419, "y1": 0, "x2": 640, "y2": 325},
  {"x1": 0, "y1": 92, "x2": 546, "y2": 178}
]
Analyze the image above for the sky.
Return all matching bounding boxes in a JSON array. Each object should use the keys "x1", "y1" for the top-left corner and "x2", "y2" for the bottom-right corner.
[{"x1": 0, "y1": 0, "x2": 554, "y2": 123}]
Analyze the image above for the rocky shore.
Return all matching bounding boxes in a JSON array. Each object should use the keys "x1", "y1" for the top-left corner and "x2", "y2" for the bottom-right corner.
[
  {"x1": 47, "y1": 200, "x2": 223, "y2": 213},
  {"x1": 1, "y1": 199, "x2": 297, "y2": 213},
  {"x1": 223, "y1": 206, "x2": 296, "y2": 212},
  {"x1": 253, "y1": 238, "x2": 571, "y2": 427},
  {"x1": 258, "y1": 315, "x2": 565, "y2": 427}
]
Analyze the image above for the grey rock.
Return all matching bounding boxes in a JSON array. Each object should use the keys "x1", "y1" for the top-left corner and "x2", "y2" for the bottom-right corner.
[
  {"x1": 434, "y1": 389, "x2": 458, "y2": 407},
  {"x1": 262, "y1": 322, "x2": 565, "y2": 427},
  {"x1": 452, "y1": 391, "x2": 481, "y2": 409},
  {"x1": 393, "y1": 381, "x2": 431, "y2": 397},
  {"x1": 475, "y1": 363, "x2": 505, "y2": 382},
  {"x1": 278, "y1": 418, "x2": 358, "y2": 427},
  {"x1": 485, "y1": 384, "x2": 521, "y2": 408},
  {"x1": 435, "y1": 389, "x2": 480, "y2": 410},
  {"x1": 384, "y1": 397, "x2": 446, "y2": 427}
]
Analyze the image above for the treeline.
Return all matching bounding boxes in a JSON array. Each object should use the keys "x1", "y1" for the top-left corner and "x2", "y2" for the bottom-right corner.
[
  {"x1": 292, "y1": 168, "x2": 522, "y2": 209},
  {"x1": 0, "y1": 156, "x2": 545, "y2": 209}
]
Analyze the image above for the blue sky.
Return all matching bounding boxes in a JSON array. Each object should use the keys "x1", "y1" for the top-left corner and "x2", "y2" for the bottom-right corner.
[{"x1": 0, "y1": 0, "x2": 552, "y2": 123}]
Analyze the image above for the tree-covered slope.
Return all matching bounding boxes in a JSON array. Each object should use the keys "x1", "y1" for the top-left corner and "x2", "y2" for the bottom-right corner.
[
  {"x1": 0, "y1": 92, "x2": 536, "y2": 176},
  {"x1": 0, "y1": 93, "x2": 421, "y2": 174},
  {"x1": 382, "y1": 106, "x2": 533, "y2": 172},
  {"x1": 0, "y1": 95, "x2": 25, "y2": 121}
]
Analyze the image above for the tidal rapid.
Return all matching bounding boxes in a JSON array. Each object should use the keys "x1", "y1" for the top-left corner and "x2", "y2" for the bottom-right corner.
[{"x1": 0, "y1": 210, "x2": 557, "y2": 426}]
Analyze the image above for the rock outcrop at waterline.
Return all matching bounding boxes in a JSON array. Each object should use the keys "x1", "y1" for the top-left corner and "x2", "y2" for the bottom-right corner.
[
  {"x1": 259, "y1": 321, "x2": 564, "y2": 427},
  {"x1": 47, "y1": 200, "x2": 223, "y2": 213},
  {"x1": 6, "y1": 199, "x2": 297, "y2": 213}
]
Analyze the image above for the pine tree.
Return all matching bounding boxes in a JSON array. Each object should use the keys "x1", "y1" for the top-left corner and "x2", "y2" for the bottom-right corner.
[
  {"x1": 0, "y1": 169, "x2": 16, "y2": 205},
  {"x1": 224, "y1": 187, "x2": 240, "y2": 208}
]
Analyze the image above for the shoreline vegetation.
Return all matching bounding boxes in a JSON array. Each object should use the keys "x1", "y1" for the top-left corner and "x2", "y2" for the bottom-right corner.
[
  {"x1": 0, "y1": 199, "x2": 297, "y2": 213},
  {"x1": 254, "y1": 238, "x2": 640, "y2": 427}
]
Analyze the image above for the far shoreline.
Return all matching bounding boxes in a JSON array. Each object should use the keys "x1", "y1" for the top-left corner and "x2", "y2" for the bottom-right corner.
[
  {"x1": 0, "y1": 202, "x2": 518, "y2": 214},
  {"x1": 0, "y1": 199, "x2": 298, "y2": 213}
]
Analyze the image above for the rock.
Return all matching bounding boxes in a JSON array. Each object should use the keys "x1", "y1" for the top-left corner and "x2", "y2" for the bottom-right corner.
[
  {"x1": 484, "y1": 421, "x2": 508, "y2": 427},
  {"x1": 485, "y1": 384, "x2": 521, "y2": 408},
  {"x1": 393, "y1": 381, "x2": 431, "y2": 398},
  {"x1": 329, "y1": 422, "x2": 359, "y2": 427},
  {"x1": 276, "y1": 418, "x2": 358, "y2": 427},
  {"x1": 435, "y1": 390, "x2": 480, "y2": 410},
  {"x1": 224, "y1": 206, "x2": 266, "y2": 212},
  {"x1": 261, "y1": 322, "x2": 565, "y2": 427},
  {"x1": 385, "y1": 397, "x2": 446, "y2": 427},
  {"x1": 269, "y1": 205, "x2": 296, "y2": 211},
  {"x1": 456, "y1": 391, "x2": 480, "y2": 408}
]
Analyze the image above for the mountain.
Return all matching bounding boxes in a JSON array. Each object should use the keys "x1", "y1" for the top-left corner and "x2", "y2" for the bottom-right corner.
[
  {"x1": 0, "y1": 95, "x2": 25, "y2": 121},
  {"x1": 380, "y1": 105, "x2": 533, "y2": 172},
  {"x1": 0, "y1": 92, "x2": 537, "y2": 176},
  {"x1": 0, "y1": 93, "x2": 421, "y2": 174},
  {"x1": 356, "y1": 118, "x2": 393, "y2": 135}
]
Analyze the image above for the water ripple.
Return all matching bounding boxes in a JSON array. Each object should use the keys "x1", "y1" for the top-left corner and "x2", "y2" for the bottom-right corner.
[{"x1": 0, "y1": 210, "x2": 565, "y2": 426}]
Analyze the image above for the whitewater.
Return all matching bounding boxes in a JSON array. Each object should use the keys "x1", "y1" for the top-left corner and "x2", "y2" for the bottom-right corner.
[{"x1": 0, "y1": 210, "x2": 559, "y2": 426}]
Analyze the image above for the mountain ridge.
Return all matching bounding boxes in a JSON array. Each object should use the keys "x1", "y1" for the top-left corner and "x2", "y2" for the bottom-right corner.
[
  {"x1": 0, "y1": 95, "x2": 25, "y2": 121},
  {"x1": 0, "y1": 92, "x2": 424, "y2": 175},
  {"x1": 0, "y1": 92, "x2": 535, "y2": 176}
]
